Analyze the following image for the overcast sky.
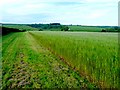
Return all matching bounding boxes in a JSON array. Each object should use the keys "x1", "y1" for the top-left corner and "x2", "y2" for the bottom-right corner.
[{"x1": 1, "y1": 0, "x2": 119, "y2": 26}]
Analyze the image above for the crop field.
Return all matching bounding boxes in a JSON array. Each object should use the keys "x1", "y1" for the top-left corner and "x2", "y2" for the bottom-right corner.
[
  {"x1": 68, "y1": 26, "x2": 103, "y2": 32},
  {"x1": 2, "y1": 31, "x2": 119, "y2": 88},
  {"x1": 29, "y1": 31, "x2": 119, "y2": 88},
  {"x1": 2, "y1": 32, "x2": 96, "y2": 89}
]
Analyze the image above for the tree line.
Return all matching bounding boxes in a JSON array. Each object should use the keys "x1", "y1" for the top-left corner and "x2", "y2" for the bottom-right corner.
[
  {"x1": 2, "y1": 27, "x2": 26, "y2": 35},
  {"x1": 101, "y1": 26, "x2": 120, "y2": 32},
  {"x1": 27, "y1": 23, "x2": 69, "y2": 31}
]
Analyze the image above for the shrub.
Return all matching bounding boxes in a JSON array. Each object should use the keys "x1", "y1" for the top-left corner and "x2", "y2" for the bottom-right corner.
[
  {"x1": 61, "y1": 26, "x2": 69, "y2": 31},
  {"x1": 39, "y1": 29, "x2": 43, "y2": 31},
  {"x1": 101, "y1": 29, "x2": 106, "y2": 32}
]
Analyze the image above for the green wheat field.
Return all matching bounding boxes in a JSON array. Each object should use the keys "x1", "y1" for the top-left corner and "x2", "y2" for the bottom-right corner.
[{"x1": 1, "y1": 24, "x2": 119, "y2": 89}]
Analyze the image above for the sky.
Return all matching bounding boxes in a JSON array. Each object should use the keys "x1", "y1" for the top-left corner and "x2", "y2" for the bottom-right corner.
[{"x1": 0, "y1": 0, "x2": 119, "y2": 26}]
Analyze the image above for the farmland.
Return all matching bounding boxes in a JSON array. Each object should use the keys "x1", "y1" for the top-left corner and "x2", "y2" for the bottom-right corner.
[
  {"x1": 29, "y1": 31, "x2": 119, "y2": 88},
  {"x1": 2, "y1": 32, "x2": 96, "y2": 89},
  {"x1": 3, "y1": 24, "x2": 119, "y2": 32},
  {"x1": 68, "y1": 25, "x2": 103, "y2": 32},
  {"x1": 1, "y1": 27, "x2": 119, "y2": 88}
]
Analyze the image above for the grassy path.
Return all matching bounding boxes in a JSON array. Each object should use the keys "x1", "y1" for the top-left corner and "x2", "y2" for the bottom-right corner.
[{"x1": 2, "y1": 32, "x2": 96, "y2": 89}]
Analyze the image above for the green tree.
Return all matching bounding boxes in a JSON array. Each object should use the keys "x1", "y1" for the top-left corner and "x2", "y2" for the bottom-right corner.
[{"x1": 61, "y1": 26, "x2": 69, "y2": 31}]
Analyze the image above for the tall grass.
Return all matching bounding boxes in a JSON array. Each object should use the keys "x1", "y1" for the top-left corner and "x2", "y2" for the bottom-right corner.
[
  {"x1": 2, "y1": 32, "x2": 96, "y2": 88},
  {"x1": 0, "y1": 34, "x2": 2, "y2": 88},
  {"x1": 30, "y1": 31, "x2": 119, "y2": 88}
]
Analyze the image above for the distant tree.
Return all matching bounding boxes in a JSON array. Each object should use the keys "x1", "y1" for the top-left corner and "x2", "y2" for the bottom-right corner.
[
  {"x1": 2, "y1": 27, "x2": 26, "y2": 35},
  {"x1": 118, "y1": 27, "x2": 120, "y2": 32},
  {"x1": 50, "y1": 23, "x2": 60, "y2": 25},
  {"x1": 61, "y1": 28, "x2": 64, "y2": 31},
  {"x1": 101, "y1": 29, "x2": 106, "y2": 32},
  {"x1": 61, "y1": 26, "x2": 64, "y2": 31},
  {"x1": 39, "y1": 29, "x2": 43, "y2": 31},
  {"x1": 64, "y1": 26, "x2": 69, "y2": 31},
  {"x1": 114, "y1": 26, "x2": 118, "y2": 30},
  {"x1": 43, "y1": 26, "x2": 48, "y2": 29},
  {"x1": 61, "y1": 26, "x2": 69, "y2": 31}
]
